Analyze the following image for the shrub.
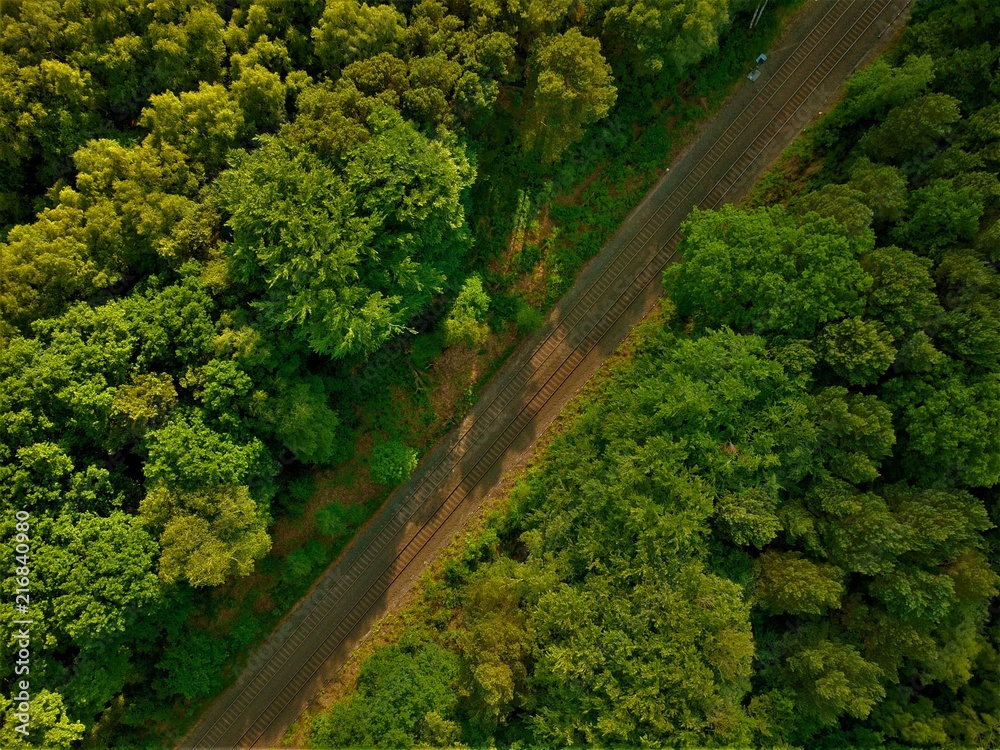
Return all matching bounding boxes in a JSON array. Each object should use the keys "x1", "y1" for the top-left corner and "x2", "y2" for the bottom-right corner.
[
  {"x1": 316, "y1": 501, "x2": 368, "y2": 538},
  {"x1": 280, "y1": 539, "x2": 327, "y2": 587},
  {"x1": 275, "y1": 475, "x2": 316, "y2": 519},
  {"x1": 514, "y1": 298, "x2": 544, "y2": 334},
  {"x1": 443, "y1": 274, "x2": 491, "y2": 348},
  {"x1": 370, "y1": 438, "x2": 418, "y2": 485},
  {"x1": 409, "y1": 330, "x2": 444, "y2": 370}
]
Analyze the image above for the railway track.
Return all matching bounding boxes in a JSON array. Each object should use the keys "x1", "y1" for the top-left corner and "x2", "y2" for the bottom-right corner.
[{"x1": 180, "y1": 1, "x2": 913, "y2": 746}]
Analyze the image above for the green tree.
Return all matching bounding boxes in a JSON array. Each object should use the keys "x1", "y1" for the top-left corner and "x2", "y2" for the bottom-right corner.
[
  {"x1": 310, "y1": 641, "x2": 461, "y2": 749},
  {"x1": 961, "y1": 102, "x2": 1000, "y2": 169},
  {"x1": 403, "y1": 53, "x2": 464, "y2": 125},
  {"x1": 520, "y1": 29, "x2": 617, "y2": 162},
  {"x1": 889, "y1": 371, "x2": 1000, "y2": 487},
  {"x1": 369, "y1": 438, "x2": 418, "y2": 485},
  {"x1": 140, "y1": 484, "x2": 272, "y2": 587},
  {"x1": 824, "y1": 54, "x2": 934, "y2": 132},
  {"x1": 280, "y1": 81, "x2": 373, "y2": 159},
  {"x1": 155, "y1": 628, "x2": 230, "y2": 701},
  {"x1": 848, "y1": 158, "x2": 909, "y2": 225},
  {"x1": 109, "y1": 373, "x2": 179, "y2": 441},
  {"x1": 218, "y1": 136, "x2": 389, "y2": 357},
  {"x1": 860, "y1": 93, "x2": 962, "y2": 165},
  {"x1": 443, "y1": 274, "x2": 491, "y2": 348},
  {"x1": 231, "y1": 63, "x2": 287, "y2": 133},
  {"x1": 714, "y1": 486, "x2": 782, "y2": 549},
  {"x1": 598, "y1": 0, "x2": 731, "y2": 75},
  {"x1": 187, "y1": 359, "x2": 252, "y2": 419},
  {"x1": 25, "y1": 511, "x2": 159, "y2": 642},
  {"x1": 0, "y1": 53, "x2": 41, "y2": 171},
  {"x1": 670, "y1": 206, "x2": 872, "y2": 339},
  {"x1": 812, "y1": 387, "x2": 895, "y2": 484},
  {"x1": 64, "y1": 641, "x2": 134, "y2": 718},
  {"x1": 265, "y1": 378, "x2": 341, "y2": 465},
  {"x1": 315, "y1": 501, "x2": 367, "y2": 538},
  {"x1": 312, "y1": 0, "x2": 406, "y2": 74},
  {"x1": 0, "y1": 197, "x2": 101, "y2": 336},
  {"x1": 341, "y1": 52, "x2": 410, "y2": 107},
  {"x1": 816, "y1": 317, "x2": 896, "y2": 386},
  {"x1": 816, "y1": 489, "x2": 906, "y2": 576},
  {"x1": 456, "y1": 559, "x2": 535, "y2": 727},
  {"x1": 892, "y1": 178, "x2": 984, "y2": 254},
  {"x1": 859, "y1": 245, "x2": 942, "y2": 339},
  {"x1": 146, "y1": 1, "x2": 226, "y2": 93},
  {"x1": 142, "y1": 410, "x2": 270, "y2": 490},
  {"x1": 341, "y1": 107, "x2": 474, "y2": 290},
  {"x1": 794, "y1": 183, "x2": 873, "y2": 236},
  {"x1": 755, "y1": 551, "x2": 844, "y2": 616},
  {"x1": 0, "y1": 690, "x2": 84, "y2": 749},
  {"x1": 785, "y1": 633, "x2": 886, "y2": 726},
  {"x1": 508, "y1": 0, "x2": 574, "y2": 32},
  {"x1": 219, "y1": 112, "x2": 473, "y2": 358},
  {"x1": 869, "y1": 566, "x2": 957, "y2": 623},
  {"x1": 71, "y1": 138, "x2": 209, "y2": 267},
  {"x1": 933, "y1": 249, "x2": 1000, "y2": 369},
  {"x1": 140, "y1": 83, "x2": 246, "y2": 178},
  {"x1": 0, "y1": 57, "x2": 101, "y2": 188},
  {"x1": 528, "y1": 571, "x2": 754, "y2": 746}
]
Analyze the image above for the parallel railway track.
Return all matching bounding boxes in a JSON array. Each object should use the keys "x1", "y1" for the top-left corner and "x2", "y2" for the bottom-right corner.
[{"x1": 180, "y1": 1, "x2": 912, "y2": 745}]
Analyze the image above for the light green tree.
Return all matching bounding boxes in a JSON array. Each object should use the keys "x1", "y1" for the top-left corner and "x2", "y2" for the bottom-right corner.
[
  {"x1": 443, "y1": 274, "x2": 491, "y2": 348},
  {"x1": 312, "y1": 0, "x2": 406, "y2": 74},
  {"x1": 140, "y1": 484, "x2": 272, "y2": 586},
  {"x1": 140, "y1": 83, "x2": 246, "y2": 177},
  {"x1": 0, "y1": 690, "x2": 84, "y2": 749},
  {"x1": 599, "y1": 0, "x2": 730, "y2": 74},
  {"x1": 369, "y1": 438, "x2": 418, "y2": 485}
]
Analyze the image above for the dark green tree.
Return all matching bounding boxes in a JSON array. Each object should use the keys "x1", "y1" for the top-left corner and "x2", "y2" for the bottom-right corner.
[{"x1": 520, "y1": 29, "x2": 617, "y2": 162}]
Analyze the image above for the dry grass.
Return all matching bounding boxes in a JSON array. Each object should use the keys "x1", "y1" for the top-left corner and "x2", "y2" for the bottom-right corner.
[
  {"x1": 425, "y1": 328, "x2": 518, "y2": 426},
  {"x1": 511, "y1": 260, "x2": 551, "y2": 307},
  {"x1": 489, "y1": 204, "x2": 556, "y2": 277}
]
